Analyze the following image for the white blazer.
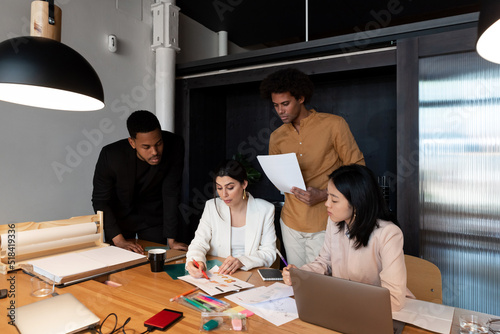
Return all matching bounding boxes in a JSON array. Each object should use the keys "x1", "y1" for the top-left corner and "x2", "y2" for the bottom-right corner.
[{"x1": 186, "y1": 194, "x2": 277, "y2": 270}]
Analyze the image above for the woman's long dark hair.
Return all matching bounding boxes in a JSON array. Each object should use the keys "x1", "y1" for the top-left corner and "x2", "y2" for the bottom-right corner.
[
  {"x1": 329, "y1": 164, "x2": 399, "y2": 249},
  {"x1": 212, "y1": 159, "x2": 248, "y2": 217}
]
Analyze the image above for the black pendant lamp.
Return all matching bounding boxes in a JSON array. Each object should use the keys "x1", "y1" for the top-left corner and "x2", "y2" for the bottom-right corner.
[
  {"x1": 0, "y1": 1, "x2": 104, "y2": 111},
  {"x1": 477, "y1": 0, "x2": 500, "y2": 64}
]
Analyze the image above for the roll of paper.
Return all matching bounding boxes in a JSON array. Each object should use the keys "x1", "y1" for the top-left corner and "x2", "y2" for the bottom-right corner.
[
  {"x1": 15, "y1": 233, "x2": 101, "y2": 256},
  {"x1": 0, "y1": 222, "x2": 97, "y2": 250}
]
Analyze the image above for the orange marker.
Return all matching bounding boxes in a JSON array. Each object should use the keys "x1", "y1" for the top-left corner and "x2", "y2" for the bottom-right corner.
[
  {"x1": 169, "y1": 287, "x2": 199, "y2": 302},
  {"x1": 192, "y1": 259, "x2": 209, "y2": 280}
]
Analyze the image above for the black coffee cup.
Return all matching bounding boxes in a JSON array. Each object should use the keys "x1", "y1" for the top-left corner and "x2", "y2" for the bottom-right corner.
[{"x1": 148, "y1": 249, "x2": 166, "y2": 272}]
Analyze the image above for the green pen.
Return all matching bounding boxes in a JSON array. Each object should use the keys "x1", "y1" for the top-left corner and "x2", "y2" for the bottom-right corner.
[
  {"x1": 192, "y1": 297, "x2": 216, "y2": 310},
  {"x1": 182, "y1": 296, "x2": 211, "y2": 311}
]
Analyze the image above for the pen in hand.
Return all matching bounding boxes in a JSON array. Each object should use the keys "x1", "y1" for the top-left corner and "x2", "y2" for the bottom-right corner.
[
  {"x1": 276, "y1": 249, "x2": 289, "y2": 267},
  {"x1": 192, "y1": 259, "x2": 209, "y2": 280}
]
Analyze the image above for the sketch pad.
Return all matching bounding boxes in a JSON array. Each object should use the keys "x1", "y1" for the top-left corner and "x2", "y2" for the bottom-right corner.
[
  {"x1": 178, "y1": 265, "x2": 254, "y2": 296},
  {"x1": 15, "y1": 293, "x2": 100, "y2": 334}
]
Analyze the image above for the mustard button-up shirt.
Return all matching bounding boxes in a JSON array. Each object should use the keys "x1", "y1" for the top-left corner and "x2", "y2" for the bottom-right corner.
[{"x1": 269, "y1": 110, "x2": 365, "y2": 232}]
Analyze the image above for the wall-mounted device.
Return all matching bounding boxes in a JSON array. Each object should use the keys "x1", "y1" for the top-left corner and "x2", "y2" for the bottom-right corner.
[{"x1": 108, "y1": 34, "x2": 117, "y2": 53}]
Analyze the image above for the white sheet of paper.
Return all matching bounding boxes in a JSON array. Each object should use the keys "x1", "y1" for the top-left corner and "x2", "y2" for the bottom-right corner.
[
  {"x1": 227, "y1": 282, "x2": 294, "y2": 304},
  {"x1": 178, "y1": 265, "x2": 254, "y2": 296},
  {"x1": 82, "y1": 246, "x2": 146, "y2": 266},
  {"x1": 28, "y1": 253, "x2": 107, "y2": 283},
  {"x1": 27, "y1": 246, "x2": 146, "y2": 283},
  {"x1": 257, "y1": 153, "x2": 306, "y2": 194},
  {"x1": 392, "y1": 298, "x2": 455, "y2": 334},
  {"x1": 225, "y1": 292, "x2": 298, "y2": 326}
]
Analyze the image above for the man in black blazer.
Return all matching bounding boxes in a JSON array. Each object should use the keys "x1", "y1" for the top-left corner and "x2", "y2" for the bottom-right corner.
[{"x1": 92, "y1": 110, "x2": 188, "y2": 253}]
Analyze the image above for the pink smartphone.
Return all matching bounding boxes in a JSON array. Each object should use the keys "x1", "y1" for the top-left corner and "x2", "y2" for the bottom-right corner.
[{"x1": 144, "y1": 309, "x2": 183, "y2": 330}]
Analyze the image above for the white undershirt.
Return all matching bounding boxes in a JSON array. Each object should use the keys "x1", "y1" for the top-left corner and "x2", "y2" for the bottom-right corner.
[{"x1": 231, "y1": 225, "x2": 246, "y2": 258}]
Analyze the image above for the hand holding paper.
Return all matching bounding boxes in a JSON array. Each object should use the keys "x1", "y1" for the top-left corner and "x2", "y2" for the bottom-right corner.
[{"x1": 290, "y1": 186, "x2": 328, "y2": 206}]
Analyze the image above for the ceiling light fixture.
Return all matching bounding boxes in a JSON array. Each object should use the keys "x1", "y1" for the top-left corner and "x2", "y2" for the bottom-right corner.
[
  {"x1": 477, "y1": 0, "x2": 500, "y2": 64},
  {"x1": 0, "y1": 0, "x2": 104, "y2": 111}
]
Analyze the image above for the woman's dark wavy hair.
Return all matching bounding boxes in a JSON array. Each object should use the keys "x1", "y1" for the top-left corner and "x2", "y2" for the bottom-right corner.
[
  {"x1": 329, "y1": 164, "x2": 399, "y2": 249},
  {"x1": 259, "y1": 68, "x2": 314, "y2": 104},
  {"x1": 212, "y1": 159, "x2": 248, "y2": 218}
]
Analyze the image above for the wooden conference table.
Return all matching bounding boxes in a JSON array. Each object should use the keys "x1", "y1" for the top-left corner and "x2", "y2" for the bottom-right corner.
[{"x1": 0, "y1": 241, "x2": 487, "y2": 333}]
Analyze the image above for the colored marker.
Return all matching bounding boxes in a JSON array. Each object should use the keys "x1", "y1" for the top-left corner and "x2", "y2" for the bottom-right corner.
[
  {"x1": 197, "y1": 295, "x2": 225, "y2": 307},
  {"x1": 193, "y1": 295, "x2": 218, "y2": 306},
  {"x1": 192, "y1": 259, "x2": 210, "y2": 280},
  {"x1": 177, "y1": 297, "x2": 202, "y2": 312},
  {"x1": 185, "y1": 296, "x2": 212, "y2": 311},
  {"x1": 192, "y1": 297, "x2": 216, "y2": 310},
  {"x1": 180, "y1": 296, "x2": 207, "y2": 311},
  {"x1": 169, "y1": 287, "x2": 199, "y2": 302},
  {"x1": 202, "y1": 295, "x2": 227, "y2": 306}
]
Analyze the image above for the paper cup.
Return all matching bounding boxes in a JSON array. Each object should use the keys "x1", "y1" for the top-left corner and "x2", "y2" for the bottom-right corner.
[{"x1": 148, "y1": 248, "x2": 166, "y2": 272}]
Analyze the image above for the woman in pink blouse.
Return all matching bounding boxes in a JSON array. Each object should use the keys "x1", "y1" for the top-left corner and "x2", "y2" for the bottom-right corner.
[{"x1": 282, "y1": 164, "x2": 410, "y2": 311}]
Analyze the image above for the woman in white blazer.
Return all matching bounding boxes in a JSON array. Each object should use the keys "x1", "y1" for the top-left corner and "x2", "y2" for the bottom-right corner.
[{"x1": 186, "y1": 159, "x2": 277, "y2": 277}]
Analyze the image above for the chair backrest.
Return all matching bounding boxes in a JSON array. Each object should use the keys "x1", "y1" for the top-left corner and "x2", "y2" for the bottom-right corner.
[{"x1": 404, "y1": 254, "x2": 443, "y2": 304}]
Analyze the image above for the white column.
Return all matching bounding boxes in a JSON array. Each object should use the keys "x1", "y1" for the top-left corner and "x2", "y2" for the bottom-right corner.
[
  {"x1": 151, "y1": 0, "x2": 180, "y2": 132},
  {"x1": 155, "y1": 47, "x2": 176, "y2": 132},
  {"x1": 218, "y1": 30, "x2": 228, "y2": 56}
]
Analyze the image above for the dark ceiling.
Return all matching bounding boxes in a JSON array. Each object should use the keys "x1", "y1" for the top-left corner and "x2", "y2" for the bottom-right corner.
[{"x1": 177, "y1": 0, "x2": 480, "y2": 47}]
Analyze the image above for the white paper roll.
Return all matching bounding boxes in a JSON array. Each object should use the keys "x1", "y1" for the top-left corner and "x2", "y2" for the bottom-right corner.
[
  {"x1": 0, "y1": 222, "x2": 97, "y2": 250},
  {"x1": 15, "y1": 233, "x2": 101, "y2": 256}
]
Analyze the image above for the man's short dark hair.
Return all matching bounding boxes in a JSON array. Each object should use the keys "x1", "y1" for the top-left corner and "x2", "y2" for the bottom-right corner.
[
  {"x1": 127, "y1": 110, "x2": 161, "y2": 138},
  {"x1": 259, "y1": 68, "x2": 314, "y2": 104}
]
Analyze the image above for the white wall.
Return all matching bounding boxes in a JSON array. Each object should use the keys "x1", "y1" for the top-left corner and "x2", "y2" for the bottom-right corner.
[
  {"x1": 0, "y1": 0, "x2": 155, "y2": 224},
  {"x1": 0, "y1": 0, "x2": 256, "y2": 225}
]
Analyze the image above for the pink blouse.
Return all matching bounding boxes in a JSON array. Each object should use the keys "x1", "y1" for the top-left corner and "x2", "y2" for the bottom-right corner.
[{"x1": 301, "y1": 218, "x2": 410, "y2": 311}]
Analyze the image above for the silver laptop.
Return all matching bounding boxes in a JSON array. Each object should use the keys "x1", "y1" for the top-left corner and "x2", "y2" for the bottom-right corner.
[
  {"x1": 15, "y1": 293, "x2": 100, "y2": 334},
  {"x1": 290, "y1": 268, "x2": 405, "y2": 334}
]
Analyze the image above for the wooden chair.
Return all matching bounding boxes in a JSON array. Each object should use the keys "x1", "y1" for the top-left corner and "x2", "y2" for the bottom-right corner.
[{"x1": 405, "y1": 254, "x2": 443, "y2": 304}]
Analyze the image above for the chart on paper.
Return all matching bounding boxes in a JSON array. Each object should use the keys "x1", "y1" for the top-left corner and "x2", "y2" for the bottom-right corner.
[{"x1": 178, "y1": 265, "x2": 254, "y2": 296}]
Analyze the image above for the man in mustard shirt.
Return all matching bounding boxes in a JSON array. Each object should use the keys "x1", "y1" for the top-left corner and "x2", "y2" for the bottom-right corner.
[{"x1": 260, "y1": 68, "x2": 365, "y2": 267}]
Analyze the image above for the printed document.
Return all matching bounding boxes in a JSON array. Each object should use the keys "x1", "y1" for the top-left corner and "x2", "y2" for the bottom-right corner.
[
  {"x1": 392, "y1": 298, "x2": 454, "y2": 334},
  {"x1": 257, "y1": 153, "x2": 306, "y2": 193},
  {"x1": 226, "y1": 288, "x2": 298, "y2": 326}
]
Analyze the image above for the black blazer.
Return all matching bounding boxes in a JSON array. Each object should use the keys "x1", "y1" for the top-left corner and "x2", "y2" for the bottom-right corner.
[{"x1": 92, "y1": 131, "x2": 184, "y2": 241}]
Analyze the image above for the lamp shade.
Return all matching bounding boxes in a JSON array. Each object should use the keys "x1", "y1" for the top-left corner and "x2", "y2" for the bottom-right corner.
[
  {"x1": 477, "y1": 0, "x2": 500, "y2": 64},
  {"x1": 0, "y1": 36, "x2": 104, "y2": 111}
]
